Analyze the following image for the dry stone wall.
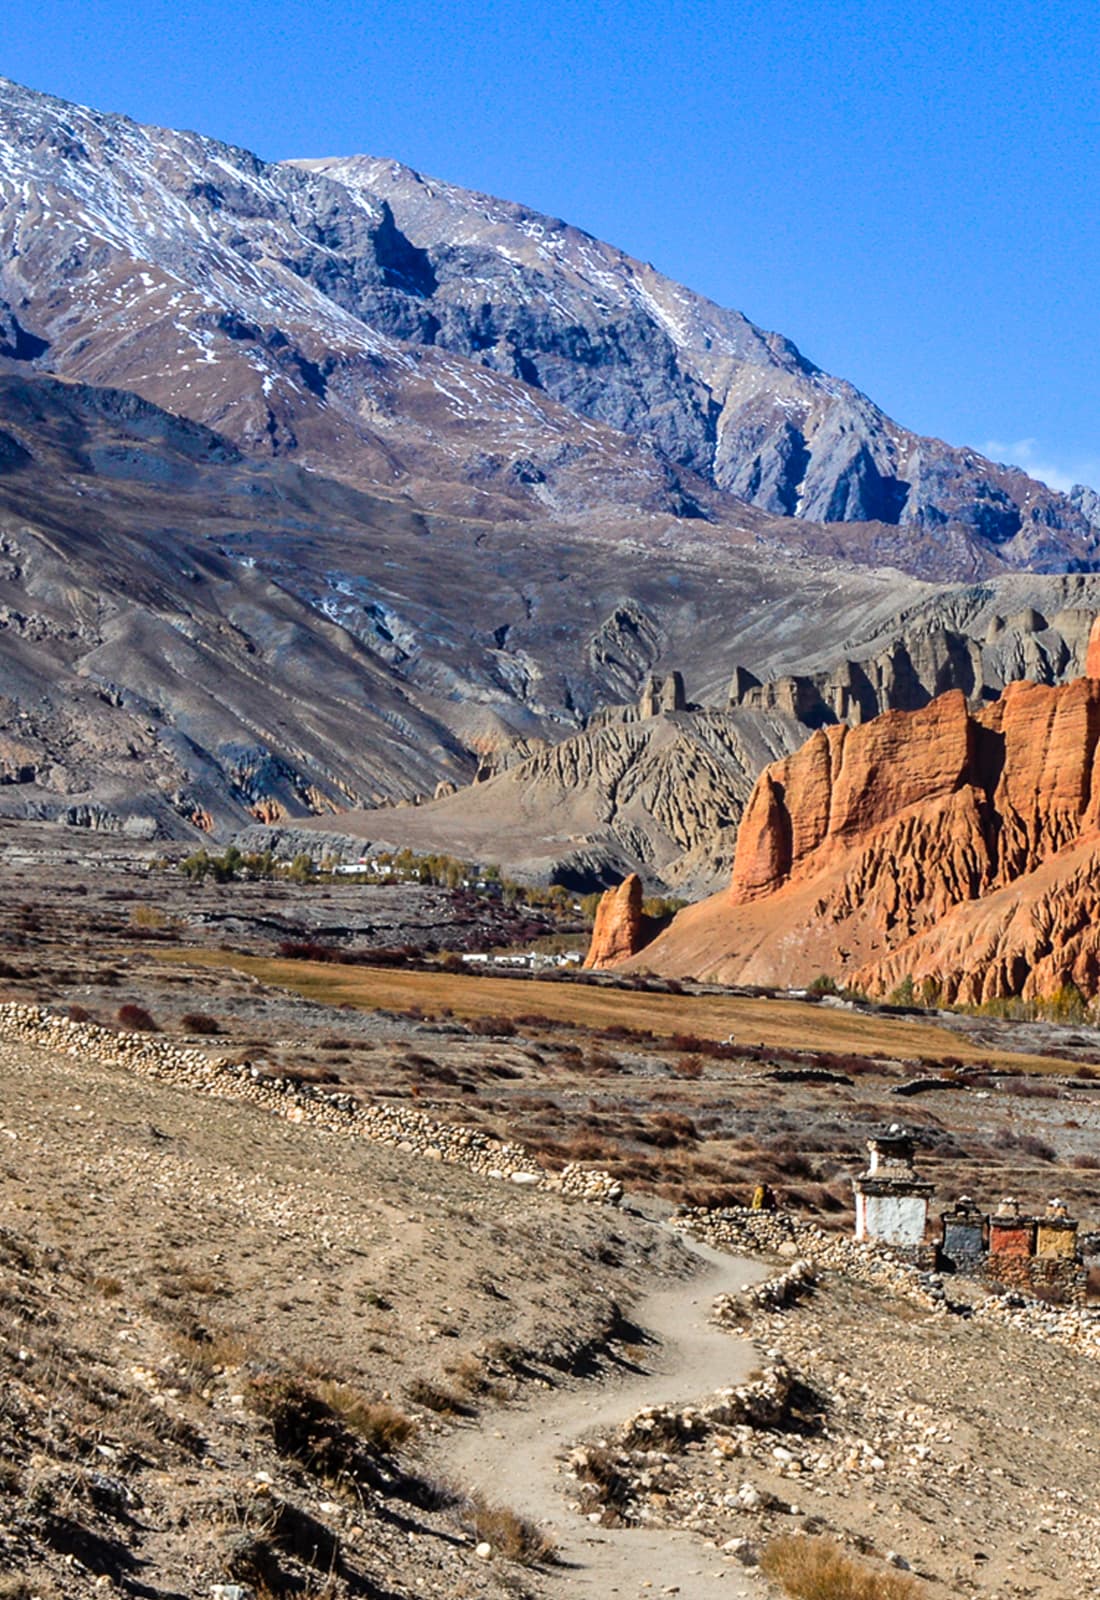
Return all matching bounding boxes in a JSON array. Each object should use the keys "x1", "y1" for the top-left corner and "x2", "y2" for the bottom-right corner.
[
  {"x1": 0, "y1": 1003, "x2": 623, "y2": 1203},
  {"x1": 678, "y1": 1205, "x2": 1100, "y2": 1365}
]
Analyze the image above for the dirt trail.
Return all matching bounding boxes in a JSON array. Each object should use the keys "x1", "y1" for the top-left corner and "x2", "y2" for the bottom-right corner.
[{"x1": 443, "y1": 1227, "x2": 771, "y2": 1597}]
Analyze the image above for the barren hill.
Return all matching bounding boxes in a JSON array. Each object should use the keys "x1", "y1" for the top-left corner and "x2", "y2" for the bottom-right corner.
[
  {"x1": 0, "y1": 367, "x2": 941, "y2": 839},
  {"x1": 300, "y1": 582, "x2": 1100, "y2": 892}
]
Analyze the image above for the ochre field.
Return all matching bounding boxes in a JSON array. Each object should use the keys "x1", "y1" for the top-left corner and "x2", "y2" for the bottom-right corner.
[{"x1": 162, "y1": 949, "x2": 1076, "y2": 1074}]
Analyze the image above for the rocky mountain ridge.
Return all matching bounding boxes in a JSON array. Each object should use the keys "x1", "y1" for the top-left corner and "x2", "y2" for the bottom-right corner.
[
  {"x1": 3, "y1": 76, "x2": 1100, "y2": 845},
  {"x1": 0, "y1": 367, "x2": 935, "y2": 840},
  {"x1": 308, "y1": 587, "x2": 1100, "y2": 893},
  {"x1": 296, "y1": 153, "x2": 1100, "y2": 568},
  {"x1": 0, "y1": 74, "x2": 1097, "y2": 577}
]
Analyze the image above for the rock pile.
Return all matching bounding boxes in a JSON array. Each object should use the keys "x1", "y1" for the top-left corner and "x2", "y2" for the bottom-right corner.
[
  {"x1": 566, "y1": 1360, "x2": 794, "y2": 1529},
  {"x1": 676, "y1": 1206, "x2": 947, "y2": 1312},
  {"x1": 618, "y1": 1360, "x2": 794, "y2": 1450},
  {"x1": 550, "y1": 1162, "x2": 624, "y2": 1204},
  {"x1": 971, "y1": 1288, "x2": 1100, "y2": 1363},
  {"x1": 0, "y1": 1004, "x2": 622, "y2": 1203},
  {"x1": 712, "y1": 1258, "x2": 816, "y2": 1325},
  {"x1": 682, "y1": 1203, "x2": 1100, "y2": 1371}
]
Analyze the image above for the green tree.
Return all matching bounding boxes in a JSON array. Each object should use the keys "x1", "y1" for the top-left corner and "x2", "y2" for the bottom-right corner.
[
  {"x1": 180, "y1": 849, "x2": 212, "y2": 882},
  {"x1": 286, "y1": 852, "x2": 316, "y2": 884}
]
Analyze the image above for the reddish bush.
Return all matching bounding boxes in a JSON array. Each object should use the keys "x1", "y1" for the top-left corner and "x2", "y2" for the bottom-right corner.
[
  {"x1": 468, "y1": 1015, "x2": 517, "y2": 1037},
  {"x1": 179, "y1": 1012, "x2": 221, "y2": 1035},
  {"x1": 117, "y1": 1003, "x2": 158, "y2": 1032}
]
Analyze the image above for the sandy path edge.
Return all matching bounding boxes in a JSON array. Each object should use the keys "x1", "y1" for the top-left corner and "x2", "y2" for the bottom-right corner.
[{"x1": 441, "y1": 1227, "x2": 772, "y2": 1597}]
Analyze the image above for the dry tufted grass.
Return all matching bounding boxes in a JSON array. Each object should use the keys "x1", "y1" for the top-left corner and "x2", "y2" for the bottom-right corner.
[
  {"x1": 311, "y1": 1380, "x2": 416, "y2": 1451},
  {"x1": 761, "y1": 1535, "x2": 922, "y2": 1600},
  {"x1": 460, "y1": 1491, "x2": 556, "y2": 1566}
]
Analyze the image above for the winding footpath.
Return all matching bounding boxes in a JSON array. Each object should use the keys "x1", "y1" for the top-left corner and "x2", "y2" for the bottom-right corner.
[{"x1": 443, "y1": 1228, "x2": 772, "y2": 1598}]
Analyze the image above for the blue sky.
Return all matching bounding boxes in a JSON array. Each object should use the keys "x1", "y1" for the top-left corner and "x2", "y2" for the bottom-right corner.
[{"x1": 7, "y1": 0, "x2": 1099, "y2": 488}]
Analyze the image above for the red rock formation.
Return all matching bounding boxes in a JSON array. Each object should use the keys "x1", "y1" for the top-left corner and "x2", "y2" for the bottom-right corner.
[
  {"x1": 1087, "y1": 615, "x2": 1100, "y2": 678},
  {"x1": 625, "y1": 667, "x2": 1100, "y2": 1002},
  {"x1": 583, "y1": 874, "x2": 646, "y2": 969}
]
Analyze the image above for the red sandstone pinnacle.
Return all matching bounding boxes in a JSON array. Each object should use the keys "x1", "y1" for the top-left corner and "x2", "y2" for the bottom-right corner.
[
  {"x1": 729, "y1": 691, "x2": 977, "y2": 903},
  {"x1": 583, "y1": 873, "x2": 645, "y2": 969}
]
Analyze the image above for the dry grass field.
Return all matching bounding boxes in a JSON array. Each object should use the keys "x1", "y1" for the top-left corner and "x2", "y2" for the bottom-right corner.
[{"x1": 161, "y1": 947, "x2": 1080, "y2": 1076}]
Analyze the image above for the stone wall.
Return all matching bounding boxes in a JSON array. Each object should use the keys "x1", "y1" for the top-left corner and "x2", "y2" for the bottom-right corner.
[
  {"x1": 0, "y1": 1003, "x2": 623, "y2": 1205},
  {"x1": 679, "y1": 1205, "x2": 1100, "y2": 1360}
]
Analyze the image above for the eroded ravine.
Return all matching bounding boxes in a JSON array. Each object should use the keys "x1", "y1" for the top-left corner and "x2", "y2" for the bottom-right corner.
[{"x1": 442, "y1": 1228, "x2": 771, "y2": 1597}]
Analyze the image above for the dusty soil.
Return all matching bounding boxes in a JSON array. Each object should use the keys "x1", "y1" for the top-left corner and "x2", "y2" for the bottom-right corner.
[
  {"x1": 582, "y1": 1256, "x2": 1100, "y2": 1600},
  {"x1": 0, "y1": 1028, "x2": 699, "y2": 1596},
  {"x1": 441, "y1": 1231, "x2": 771, "y2": 1599},
  {"x1": 6, "y1": 1010, "x2": 1100, "y2": 1598}
]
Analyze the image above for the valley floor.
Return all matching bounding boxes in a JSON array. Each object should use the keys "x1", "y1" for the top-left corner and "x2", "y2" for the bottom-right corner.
[{"x1": 3, "y1": 826, "x2": 1100, "y2": 1596}]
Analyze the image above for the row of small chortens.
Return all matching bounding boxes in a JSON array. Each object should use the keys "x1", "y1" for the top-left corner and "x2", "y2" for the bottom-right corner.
[{"x1": 854, "y1": 1126, "x2": 1091, "y2": 1304}]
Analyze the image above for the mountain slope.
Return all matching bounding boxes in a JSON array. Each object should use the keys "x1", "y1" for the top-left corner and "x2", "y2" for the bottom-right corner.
[
  {"x1": 0, "y1": 368, "x2": 930, "y2": 838},
  {"x1": 296, "y1": 705, "x2": 808, "y2": 893},
  {"x1": 297, "y1": 584, "x2": 1100, "y2": 892},
  {"x1": 301, "y1": 153, "x2": 1098, "y2": 567},
  {"x1": 3, "y1": 75, "x2": 1100, "y2": 843},
  {"x1": 0, "y1": 75, "x2": 1095, "y2": 577}
]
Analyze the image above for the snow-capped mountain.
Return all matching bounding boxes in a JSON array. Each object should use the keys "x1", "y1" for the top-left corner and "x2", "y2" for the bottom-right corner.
[{"x1": 0, "y1": 75, "x2": 1095, "y2": 572}]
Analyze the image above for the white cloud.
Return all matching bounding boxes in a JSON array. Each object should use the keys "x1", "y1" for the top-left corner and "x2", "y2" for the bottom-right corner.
[{"x1": 981, "y1": 437, "x2": 1100, "y2": 496}]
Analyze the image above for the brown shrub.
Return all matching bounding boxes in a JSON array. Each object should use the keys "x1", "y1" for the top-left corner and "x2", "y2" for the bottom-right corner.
[
  {"x1": 459, "y1": 1492, "x2": 555, "y2": 1566},
  {"x1": 405, "y1": 1377, "x2": 475, "y2": 1417},
  {"x1": 585, "y1": 1050, "x2": 624, "y2": 1074},
  {"x1": 245, "y1": 1372, "x2": 414, "y2": 1480},
  {"x1": 312, "y1": 1380, "x2": 416, "y2": 1450},
  {"x1": 179, "y1": 1011, "x2": 221, "y2": 1034},
  {"x1": 169, "y1": 1326, "x2": 250, "y2": 1378},
  {"x1": 571, "y1": 1444, "x2": 636, "y2": 1524},
  {"x1": 468, "y1": 1015, "x2": 517, "y2": 1037},
  {"x1": 1006, "y1": 1132, "x2": 1058, "y2": 1162},
  {"x1": 117, "y1": 1002, "x2": 157, "y2": 1032},
  {"x1": 760, "y1": 1534, "x2": 921, "y2": 1599}
]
